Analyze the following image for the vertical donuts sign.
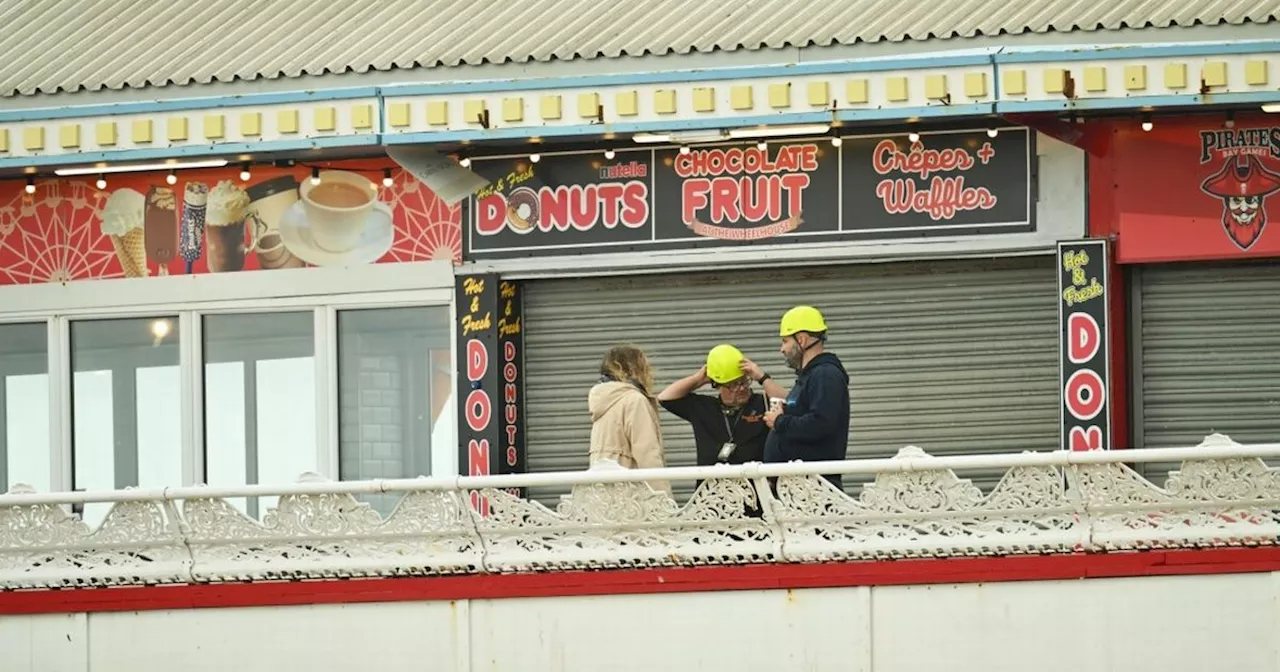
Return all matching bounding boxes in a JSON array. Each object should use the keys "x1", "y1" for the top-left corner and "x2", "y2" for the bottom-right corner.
[
  {"x1": 1057, "y1": 238, "x2": 1110, "y2": 452},
  {"x1": 455, "y1": 272, "x2": 527, "y2": 512}
]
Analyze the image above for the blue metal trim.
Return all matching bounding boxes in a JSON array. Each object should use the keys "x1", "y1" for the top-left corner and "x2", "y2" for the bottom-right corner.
[
  {"x1": 0, "y1": 87, "x2": 383, "y2": 123},
  {"x1": 376, "y1": 91, "x2": 387, "y2": 134},
  {"x1": 834, "y1": 103, "x2": 995, "y2": 122},
  {"x1": 380, "y1": 53, "x2": 998, "y2": 98},
  {"x1": 0, "y1": 135, "x2": 381, "y2": 170},
  {"x1": 382, "y1": 111, "x2": 840, "y2": 144},
  {"x1": 995, "y1": 90, "x2": 1280, "y2": 114},
  {"x1": 382, "y1": 105, "x2": 1008, "y2": 146},
  {"x1": 995, "y1": 40, "x2": 1280, "y2": 64}
]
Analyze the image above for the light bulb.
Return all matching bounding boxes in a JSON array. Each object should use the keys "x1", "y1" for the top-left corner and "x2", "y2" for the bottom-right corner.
[
  {"x1": 96, "y1": 176, "x2": 107, "y2": 189},
  {"x1": 166, "y1": 171, "x2": 177, "y2": 185},
  {"x1": 987, "y1": 128, "x2": 999, "y2": 138},
  {"x1": 679, "y1": 146, "x2": 691, "y2": 155},
  {"x1": 908, "y1": 132, "x2": 920, "y2": 143},
  {"x1": 756, "y1": 141, "x2": 768, "y2": 151},
  {"x1": 309, "y1": 167, "x2": 321, "y2": 185},
  {"x1": 459, "y1": 157, "x2": 472, "y2": 168},
  {"x1": 239, "y1": 163, "x2": 251, "y2": 181},
  {"x1": 382, "y1": 169, "x2": 393, "y2": 188},
  {"x1": 150, "y1": 319, "x2": 171, "y2": 339},
  {"x1": 529, "y1": 153, "x2": 541, "y2": 163},
  {"x1": 830, "y1": 136, "x2": 842, "y2": 147},
  {"x1": 24, "y1": 178, "x2": 35, "y2": 194},
  {"x1": 1141, "y1": 120, "x2": 1153, "y2": 132},
  {"x1": 604, "y1": 149, "x2": 616, "y2": 159}
]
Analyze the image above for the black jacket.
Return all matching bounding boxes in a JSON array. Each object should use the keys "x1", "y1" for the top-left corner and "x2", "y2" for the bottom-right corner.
[{"x1": 764, "y1": 352, "x2": 850, "y2": 488}]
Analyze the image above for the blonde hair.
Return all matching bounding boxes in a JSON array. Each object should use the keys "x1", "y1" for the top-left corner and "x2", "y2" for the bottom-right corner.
[{"x1": 599, "y1": 344, "x2": 655, "y2": 396}]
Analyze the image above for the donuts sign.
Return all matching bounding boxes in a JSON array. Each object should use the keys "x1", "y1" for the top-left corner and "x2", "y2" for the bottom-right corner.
[
  {"x1": 470, "y1": 157, "x2": 652, "y2": 247},
  {"x1": 1057, "y1": 239, "x2": 1111, "y2": 452}
]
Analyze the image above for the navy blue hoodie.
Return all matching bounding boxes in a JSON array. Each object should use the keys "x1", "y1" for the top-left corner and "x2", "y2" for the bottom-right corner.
[{"x1": 764, "y1": 351, "x2": 850, "y2": 488}]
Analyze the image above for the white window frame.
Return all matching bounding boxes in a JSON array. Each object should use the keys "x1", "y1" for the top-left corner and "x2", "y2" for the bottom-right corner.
[{"x1": 0, "y1": 260, "x2": 457, "y2": 493}]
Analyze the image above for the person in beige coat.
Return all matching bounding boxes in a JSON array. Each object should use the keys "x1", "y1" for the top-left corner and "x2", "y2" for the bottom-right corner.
[{"x1": 588, "y1": 344, "x2": 670, "y2": 495}]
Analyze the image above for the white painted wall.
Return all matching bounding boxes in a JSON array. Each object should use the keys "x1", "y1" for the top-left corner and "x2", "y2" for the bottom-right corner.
[{"x1": 2, "y1": 572, "x2": 1276, "y2": 672}]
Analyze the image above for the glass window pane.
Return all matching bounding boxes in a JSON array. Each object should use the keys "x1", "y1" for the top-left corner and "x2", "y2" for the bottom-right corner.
[
  {"x1": 0, "y1": 322, "x2": 50, "y2": 493},
  {"x1": 71, "y1": 316, "x2": 181, "y2": 526},
  {"x1": 338, "y1": 306, "x2": 451, "y2": 516},
  {"x1": 203, "y1": 312, "x2": 315, "y2": 518}
]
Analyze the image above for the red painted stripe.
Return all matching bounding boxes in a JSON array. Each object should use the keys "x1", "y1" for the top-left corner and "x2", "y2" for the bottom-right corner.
[{"x1": 3, "y1": 547, "x2": 1279, "y2": 615}]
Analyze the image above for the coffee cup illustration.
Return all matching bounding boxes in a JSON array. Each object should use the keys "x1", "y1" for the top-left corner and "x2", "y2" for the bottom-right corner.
[
  {"x1": 246, "y1": 176, "x2": 304, "y2": 269},
  {"x1": 298, "y1": 170, "x2": 378, "y2": 253}
]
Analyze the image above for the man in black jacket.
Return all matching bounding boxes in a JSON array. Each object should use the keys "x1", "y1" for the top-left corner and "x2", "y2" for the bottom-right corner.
[{"x1": 762, "y1": 305, "x2": 850, "y2": 489}]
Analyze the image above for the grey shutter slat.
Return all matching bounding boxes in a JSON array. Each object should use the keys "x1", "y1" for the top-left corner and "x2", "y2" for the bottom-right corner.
[
  {"x1": 523, "y1": 256, "x2": 1060, "y2": 502},
  {"x1": 1134, "y1": 261, "x2": 1280, "y2": 482}
]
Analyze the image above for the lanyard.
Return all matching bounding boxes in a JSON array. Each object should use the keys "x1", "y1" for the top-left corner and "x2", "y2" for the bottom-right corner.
[{"x1": 721, "y1": 405, "x2": 744, "y2": 442}]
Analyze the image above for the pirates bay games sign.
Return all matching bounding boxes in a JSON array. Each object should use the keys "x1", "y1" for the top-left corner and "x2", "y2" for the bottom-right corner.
[{"x1": 463, "y1": 128, "x2": 1036, "y2": 258}]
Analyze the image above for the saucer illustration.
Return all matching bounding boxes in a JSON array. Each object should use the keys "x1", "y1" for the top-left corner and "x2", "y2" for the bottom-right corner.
[{"x1": 278, "y1": 200, "x2": 394, "y2": 267}]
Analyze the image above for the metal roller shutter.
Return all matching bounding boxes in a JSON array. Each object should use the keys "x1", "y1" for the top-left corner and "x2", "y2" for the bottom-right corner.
[
  {"x1": 1132, "y1": 261, "x2": 1280, "y2": 482},
  {"x1": 523, "y1": 256, "x2": 1060, "y2": 502}
]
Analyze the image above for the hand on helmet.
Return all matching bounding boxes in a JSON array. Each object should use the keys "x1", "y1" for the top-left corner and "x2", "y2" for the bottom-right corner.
[{"x1": 740, "y1": 358, "x2": 764, "y2": 383}]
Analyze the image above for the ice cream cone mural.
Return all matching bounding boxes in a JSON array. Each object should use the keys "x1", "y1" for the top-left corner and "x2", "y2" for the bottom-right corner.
[
  {"x1": 100, "y1": 188, "x2": 148, "y2": 278},
  {"x1": 179, "y1": 182, "x2": 209, "y2": 273}
]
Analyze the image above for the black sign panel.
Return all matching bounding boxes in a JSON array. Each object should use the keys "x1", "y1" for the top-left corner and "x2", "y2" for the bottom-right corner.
[
  {"x1": 841, "y1": 128, "x2": 1034, "y2": 235},
  {"x1": 1057, "y1": 239, "x2": 1110, "y2": 452},
  {"x1": 456, "y1": 273, "x2": 500, "y2": 513},
  {"x1": 497, "y1": 279, "x2": 527, "y2": 495},
  {"x1": 463, "y1": 128, "x2": 1036, "y2": 259},
  {"x1": 468, "y1": 153, "x2": 653, "y2": 254},
  {"x1": 651, "y1": 140, "x2": 840, "y2": 242}
]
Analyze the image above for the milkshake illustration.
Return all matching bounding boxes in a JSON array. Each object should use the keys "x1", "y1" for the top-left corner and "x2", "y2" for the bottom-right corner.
[
  {"x1": 179, "y1": 182, "x2": 209, "y2": 273},
  {"x1": 100, "y1": 188, "x2": 148, "y2": 278},
  {"x1": 144, "y1": 187, "x2": 178, "y2": 275},
  {"x1": 205, "y1": 180, "x2": 250, "y2": 272}
]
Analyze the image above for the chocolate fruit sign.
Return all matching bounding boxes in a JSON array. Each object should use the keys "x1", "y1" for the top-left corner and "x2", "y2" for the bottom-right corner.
[
  {"x1": 462, "y1": 128, "x2": 1034, "y2": 258},
  {"x1": 651, "y1": 141, "x2": 839, "y2": 241}
]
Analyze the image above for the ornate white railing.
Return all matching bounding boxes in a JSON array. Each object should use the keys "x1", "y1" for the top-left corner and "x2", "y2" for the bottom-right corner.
[{"x1": 2, "y1": 434, "x2": 1279, "y2": 590}]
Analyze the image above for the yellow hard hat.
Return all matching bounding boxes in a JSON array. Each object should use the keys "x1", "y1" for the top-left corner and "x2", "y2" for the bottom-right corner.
[
  {"x1": 779, "y1": 306, "x2": 828, "y2": 337},
  {"x1": 706, "y1": 344, "x2": 746, "y2": 384}
]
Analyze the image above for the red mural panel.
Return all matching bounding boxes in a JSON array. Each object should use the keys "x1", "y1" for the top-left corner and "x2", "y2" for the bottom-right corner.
[
  {"x1": 0, "y1": 162, "x2": 462, "y2": 285},
  {"x1": 1112, "y1": 117, "x2": 1280, "y2": 264}
]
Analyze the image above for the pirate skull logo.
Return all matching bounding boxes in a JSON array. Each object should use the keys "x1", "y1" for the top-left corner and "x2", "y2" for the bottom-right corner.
[{"x1": 1199, "y1": 154, "x2": 1280, "y2": 251}]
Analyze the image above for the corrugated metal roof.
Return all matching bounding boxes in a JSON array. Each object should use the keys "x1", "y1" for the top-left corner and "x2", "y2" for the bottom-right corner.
[{"x1": 1, "y1": 0, "x2": 1276, "y2": 97}]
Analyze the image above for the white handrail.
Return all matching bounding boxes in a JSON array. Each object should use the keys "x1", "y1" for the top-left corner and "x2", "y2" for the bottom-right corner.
[
  {"x1": 2, "y1": 433, "x2": 1278, "y2": 589},
  {"x1": 3, "y1": 438, "x2": 1276, "y2": 506}
]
